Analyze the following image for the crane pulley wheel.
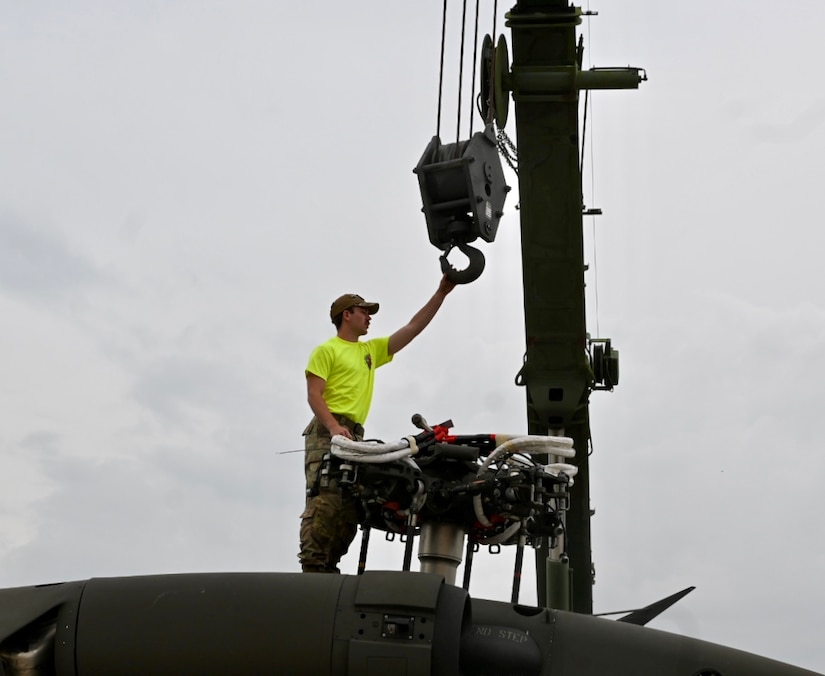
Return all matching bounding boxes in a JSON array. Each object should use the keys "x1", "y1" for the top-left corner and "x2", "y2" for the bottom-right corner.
[
  {"x1": 479, "y1": 34, "x2": 510, "y2": 129},
  {"x1": 479, "y1": 34, "x2": 494, "y2": 123},
  {"x1": 494, "y1": 34, "x2": 510, "y2": 129}
]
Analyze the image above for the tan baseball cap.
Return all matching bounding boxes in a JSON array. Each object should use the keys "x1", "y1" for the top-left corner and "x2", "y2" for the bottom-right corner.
[{"x1": 330, "y1": 293, "x2": 380, "y2": 320}]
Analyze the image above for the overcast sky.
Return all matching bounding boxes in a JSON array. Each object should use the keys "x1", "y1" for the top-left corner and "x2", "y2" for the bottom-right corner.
[{"x1": 2, "y1": 0, "x2": 825, "y2": 672}]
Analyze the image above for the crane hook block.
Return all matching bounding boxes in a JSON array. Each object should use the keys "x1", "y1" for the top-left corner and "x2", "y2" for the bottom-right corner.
[
  {"x1": 440, "y1": 240, "x2": 486, "y2": 285},
  {"x1": 413, "y1": 124, "x2": 509, "y2": 283}
]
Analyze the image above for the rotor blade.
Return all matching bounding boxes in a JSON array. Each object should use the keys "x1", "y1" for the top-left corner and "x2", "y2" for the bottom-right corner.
[{"x1": 615, "y1": 586, "x2": 696, "y2": 626}]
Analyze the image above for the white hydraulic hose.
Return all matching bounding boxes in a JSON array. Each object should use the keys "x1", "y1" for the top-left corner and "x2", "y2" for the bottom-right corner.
[
  {"x1": 477, "y1": 521, "x2": 522, "y2": 546},
  {"x1": 409, "y1": 479, "x2": 427, "y2": 514},
  {"x1": 331, "y1": 435, "x2": 417, "y2": 463},
  {"x1": 473, "y1": 438, "x2": 577, "y2": 525},
  {"x1": 545, "y1": 462, "x2": 578, "y2": 486},
  {"x1": 334, "y1": 448, "x2": 413, "y2": 463},
  {"x1": 332, "y1": 435, "x2": 410, "y2": 454},
  {"x1": 546, "y1": 462, "x2": 578, "y2": 476},
  {"x1": 478, "y1": 435, "x2": 575, "y2": 474},
  {"x1": 473, "y1": 493, "x2": 492, "y2": 527},
  {"x1": 492, "y1": 434, "x2": 576, "y2": 450},
  {"x1": 473, "y1": 461, "x2": 579, "y2": 526}
]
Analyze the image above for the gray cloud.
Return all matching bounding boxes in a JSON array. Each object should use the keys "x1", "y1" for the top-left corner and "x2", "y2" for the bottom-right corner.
[{"x1": 0, "y1": 212, "x2": 103, "y2": 301}]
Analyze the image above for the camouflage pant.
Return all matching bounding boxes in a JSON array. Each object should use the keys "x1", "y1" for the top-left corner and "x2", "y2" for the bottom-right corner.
[{"x1": 298, "y1": 416, "x2": 363, "y2": 573}]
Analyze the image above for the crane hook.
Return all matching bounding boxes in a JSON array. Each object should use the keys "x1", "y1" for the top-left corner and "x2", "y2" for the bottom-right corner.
[{"x1": 439, "y1": 240, "x2": 486, "y2": 285}]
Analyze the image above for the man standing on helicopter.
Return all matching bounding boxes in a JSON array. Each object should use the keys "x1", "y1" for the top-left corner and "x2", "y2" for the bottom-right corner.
[{"x1": 299, "y1": 274, "x2": 455, "y2": 573}]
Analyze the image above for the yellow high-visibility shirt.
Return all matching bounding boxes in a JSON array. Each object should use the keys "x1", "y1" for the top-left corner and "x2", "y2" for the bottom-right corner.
[{"x1": 306, "y1": 336, "x2": 393, "y2": 425}]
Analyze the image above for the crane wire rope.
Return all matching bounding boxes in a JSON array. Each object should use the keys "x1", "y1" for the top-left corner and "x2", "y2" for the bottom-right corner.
[
  {"x1": 468, "y1": 0, "x2": 481, "y2": 137},
  {"x1": 582, "y1": 3, "x2": 600, "y2": 341},
  {"x1": 436, "y1": 0, "x2": 499, "y2": 144},
  {"x1": 436, "y1": 0, "x2": 449, "y2": 139},
  {"x1": 582, "y1": 4, "x2": 599, "y2": 460},
  {"x1": 455, "y1": 0, "x2": 468, "y2": 146},
  {"x1": 433, "y1": 1, "x2": 525, "y2": 175}
]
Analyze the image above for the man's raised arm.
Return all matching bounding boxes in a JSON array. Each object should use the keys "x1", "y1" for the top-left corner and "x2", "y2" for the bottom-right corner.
[{"x1": 388, "y1": 275, "x2": 456, "y2": 356}]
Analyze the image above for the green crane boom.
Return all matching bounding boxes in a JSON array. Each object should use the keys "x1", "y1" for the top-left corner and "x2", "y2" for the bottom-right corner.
[{"x1": 505, "y1": 0, "x2": 643, "y2": 614}]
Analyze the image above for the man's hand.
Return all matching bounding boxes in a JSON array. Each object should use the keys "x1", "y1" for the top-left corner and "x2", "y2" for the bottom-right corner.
[
  {"x1": 438, "y1": 273, "x2": 457, "y2": 296},
  {"x1": 327, "y1": 422, "x2": 353, "y2": 440}
]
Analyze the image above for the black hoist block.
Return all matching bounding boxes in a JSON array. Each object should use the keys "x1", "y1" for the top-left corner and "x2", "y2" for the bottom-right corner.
[{"x1": 414, "y1": 124, "x2": 509, "y2": 284}]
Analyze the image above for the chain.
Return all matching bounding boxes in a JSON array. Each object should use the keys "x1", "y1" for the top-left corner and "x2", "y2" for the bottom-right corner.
[{"x1": 496, "y1": 127, "x2": 518, "y2": 175}]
